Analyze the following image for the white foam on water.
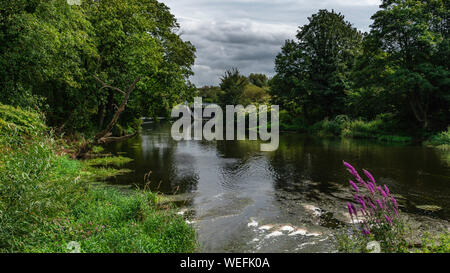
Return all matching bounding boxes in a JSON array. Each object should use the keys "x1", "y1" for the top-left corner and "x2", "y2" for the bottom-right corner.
[
  {"x1": 279, "y1": 225, "x2": 295, "y2": 233},
  {"x1": 288, "y1": 228, "x2": 307, "y2": 236},
  {"x1": 299, "y1": 242, "x2": 316, "y2": 248},
  {"x1": 303, "y1": 204, "x2": 322, "y2": 216},
  {"x1": 258, "y1": 225, "x2": 274, "y2": 231},
  {"x1": 248, "y1": 219, "x2": 258, "y2": 228},
  {"x1": 265, "y1": 231, "x2": 283, "y2": 238},
  {"x1": 305, "y1": 232, "x2": 321, "y2": 237}
]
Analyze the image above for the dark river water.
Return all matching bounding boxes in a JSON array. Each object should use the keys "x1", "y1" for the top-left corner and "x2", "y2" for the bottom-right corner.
[{"x1": 105, "y1": 121, "x2": 450, "y2": 252}]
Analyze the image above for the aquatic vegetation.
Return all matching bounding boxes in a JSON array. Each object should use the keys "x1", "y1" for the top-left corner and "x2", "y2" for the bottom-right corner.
[
  {"x1": 84, "y1": 156, "x2": 134, "y2": 167},
  {"x1": 336, "y1": 161, "x2": 408, "y2": 253}
]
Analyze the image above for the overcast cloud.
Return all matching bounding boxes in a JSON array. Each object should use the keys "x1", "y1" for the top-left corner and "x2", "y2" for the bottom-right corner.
[{"x1": 160, "y1": 0, "x2": 381, "y2": 86}]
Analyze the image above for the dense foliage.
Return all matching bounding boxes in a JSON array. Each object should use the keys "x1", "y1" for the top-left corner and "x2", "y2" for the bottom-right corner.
[
  {"x1": 199, "y1": 69, "x2": 270, "y2": 106},
  {"x1": 0, "y1": 0, "x2": 196, "y2": 134},
  {"x1": 271, "y1": 2, "x2": 449, "y2": 139},
  {"x1": 271, "y1": 10, "x2": 363, "y2": 122}
]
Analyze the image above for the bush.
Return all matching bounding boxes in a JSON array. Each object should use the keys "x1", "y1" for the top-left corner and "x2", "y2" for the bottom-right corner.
[
  {"x1": 311, "y1": 116, "x2": 348, "y2": 137},
  {"x1": 0, "y1": 103, "x2": 46, "y2": 145},
  {"x1": 425, "y1": 127, "x2": 450, "y2": 148},
  {"x1": 309, "y1": 114, "x2": 412, "y2": 143},
  {"x1": 279, "y1": 110, "x2": 308, "y2": 131}
]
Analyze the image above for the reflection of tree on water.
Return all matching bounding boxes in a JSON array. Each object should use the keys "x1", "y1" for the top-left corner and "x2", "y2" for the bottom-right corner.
[
  {"x1": 107, "y1": 121, "x2": 450, "y2": 218},
  {"x1": 106, "y1": 122, "x2": 199, "y2": 194},
  {"x1": 266, "y1": 135, "x2": 450, "y2": 217}
]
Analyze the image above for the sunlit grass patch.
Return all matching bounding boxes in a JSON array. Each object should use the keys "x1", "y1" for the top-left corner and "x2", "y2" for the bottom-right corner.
[{"x1": 84, "y1": 156, "x2": 133, "y2": 167}]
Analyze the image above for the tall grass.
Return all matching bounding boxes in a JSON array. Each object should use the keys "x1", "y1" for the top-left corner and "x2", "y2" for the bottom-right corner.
[
  {"x1": 310, "y1": 115, "x2": 412, "y2": 143},
  {"x1": 425, "y1": 127, "x2": 450, "y2": 150},
  {"x1": 0, "y1": 104, "x2": 196, "y2": 253}
]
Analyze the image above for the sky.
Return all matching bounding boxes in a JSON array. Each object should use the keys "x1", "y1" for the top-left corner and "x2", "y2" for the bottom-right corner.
[{"x1": 159, "y1": 0, "x2": 382, "y2": 87}]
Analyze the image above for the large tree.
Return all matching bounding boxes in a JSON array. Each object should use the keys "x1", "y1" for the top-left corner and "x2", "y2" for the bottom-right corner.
[
  {"x1": 0, "y1": 0, "x2": 196, "y2": 134},
  {"x1": 362, "y1": 0, "x2": 449, "y2": 129},
  {"x1": 82, "y1": 0, "x2": 196, "y2": 133},
  {"x1": 271, "y1": 10, "x2": 363, "y2": 122}
]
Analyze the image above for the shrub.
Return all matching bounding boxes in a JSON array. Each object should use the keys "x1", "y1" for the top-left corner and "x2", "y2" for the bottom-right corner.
[
  {"x1": 0, "y1": 103, "x2": 46, "y2": 145},
  {"x1": 425, "y1": 127, "x2": 450, "y2": 148}
]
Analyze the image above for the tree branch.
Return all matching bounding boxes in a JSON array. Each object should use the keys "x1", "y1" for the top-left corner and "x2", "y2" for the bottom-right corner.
[
  {"x1": 93, "y1": 77, "x2": 141, "y2": 143},
  {"x1": 93, "y1": 75, "x2": 126, "y2": 94}
]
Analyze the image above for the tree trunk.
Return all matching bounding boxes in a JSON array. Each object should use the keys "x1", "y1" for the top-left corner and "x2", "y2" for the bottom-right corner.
[
  {"x1": 76, "y1": 76, "x2": 140, "y2": 159},
  {"x1": 409, "y1": 99, "x2": 429, "y2": 129}
]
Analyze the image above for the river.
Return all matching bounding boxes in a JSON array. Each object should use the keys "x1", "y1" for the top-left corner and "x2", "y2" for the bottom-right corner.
[{"x1": 104, "y1": 121, "x2": 450, "y2": 252}]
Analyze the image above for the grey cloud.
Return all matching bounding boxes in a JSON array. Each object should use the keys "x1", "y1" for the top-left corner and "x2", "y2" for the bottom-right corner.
[{"x1": 160, "y1": 0, "x2": 381, "y2": 86}]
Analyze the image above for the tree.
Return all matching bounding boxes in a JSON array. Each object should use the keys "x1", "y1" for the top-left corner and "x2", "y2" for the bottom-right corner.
[
  {"x1": 219, "y1": 68, "x2": 248, "y2": 106},
  {"x1": 83, "y1": 0, "x2": 196, "y2": 133},
  {"x1": 0, "y1": 0, "x2": 197, "y2": 135},
  {"x1": 198, "y1": 86, "x2": 221, "y2": 103},
  {"x1": 363, "y1": 0, "x2": 450, "y2": 129},
  {"x1": 271, "y1": 10, "x2": 363, "y2": 122},
  {"x1": 248, "y1": 73, "x2": 268, "y2": 88},
  {"x1": 0, "y1": 0, "x2": 97, "y2": 124}
]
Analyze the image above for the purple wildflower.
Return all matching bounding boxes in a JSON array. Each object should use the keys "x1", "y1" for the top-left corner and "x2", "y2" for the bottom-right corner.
[
  {"x1": 347, "y1": 202, "x2": 354, "y2": 216},
  {"x1": 343, "y1": 161, "x2": 357, "y2": 175},
  {"x1": 360, "y1": 208, "x2": 366, "y2": 216},
  {"x1": 385, "y1": 215, "x2": 392, "y2": 225},
  {"x1": 351, "y1": 204, "x2": 358, "y2": 217},
  {"x1": 366, "y1": 182, "x2": 375, "y2": 194},
  {"x1": 358, "y1": 197, "x2": 367, "y2": 211},
  {"x1": 363, "y1": 169, "x2": 376, "y2": 185},
  {"x1": 393, "y1": 207, "x2": 399, "y2": 216},
  {"x1": 384, "y1": 185, "x2": 390, "y2": 196},
  {"x1": 378, "y1": 187, "x2": 388, "y2": 198},
  {"x1": 349, "y1": 180, "x2": 359, "y2": 192},
  {"x1": 362, "y1": 228, "x2": 371, "y2": 236},
  {"x1": 376, "y1": 199, "x2": 383, "y2": 210},
  {"x1": 391, "y1": 197, "x2": 398, "y2": 209}
]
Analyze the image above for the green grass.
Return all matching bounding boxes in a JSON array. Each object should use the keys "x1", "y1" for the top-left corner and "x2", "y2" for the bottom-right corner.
[
  {"x1": 84, "y1": 156, "x2": 134, "y2": 168},
  {"x1": 0, "y1": 104, "x2": 196, "y2": 253},
  {"x1": 310, "y1": 116, "x2": 412, "y2": 143},
  {"x1": 420, "y1": 233, "x2": 450, "y2": 253},
  {"x1": 425, "y1": 127, "x2": 450, "y2": 149}
]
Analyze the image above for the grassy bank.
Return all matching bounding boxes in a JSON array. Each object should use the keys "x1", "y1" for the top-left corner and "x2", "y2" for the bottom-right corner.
[
  {"x1": 424, "y1": 127, "x2": 450, "y2": 150},
  {"x1": 0, "y1": 104, "x2": 196, "y2": 253},
  {"x1": 280, "y1": 112, "x2": 415, "y2": 143}
]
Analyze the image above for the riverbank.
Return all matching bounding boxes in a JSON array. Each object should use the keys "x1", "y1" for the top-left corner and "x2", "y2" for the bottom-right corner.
[
  {"x1": 279, "y1": 112, "x2": 450, "y2": 146},
  {"x1": 0, "y1": 104, "x2": 196, "y2": 253}
]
